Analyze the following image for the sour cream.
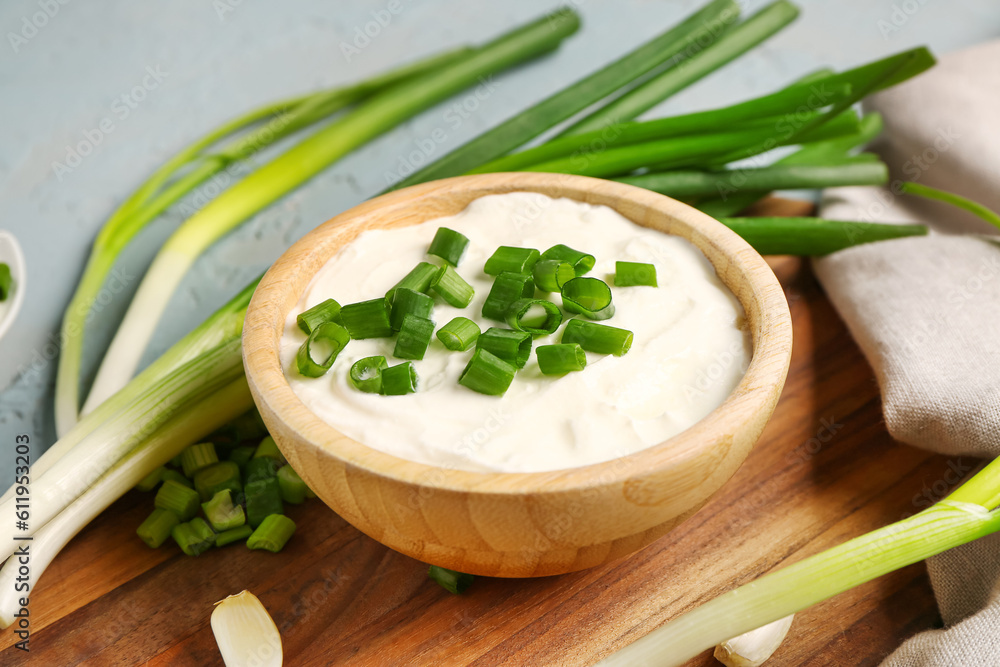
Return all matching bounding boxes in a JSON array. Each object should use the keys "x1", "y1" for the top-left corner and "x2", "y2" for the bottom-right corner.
[{"x1": 281, "y1": 192, "x2": 750, "y2": 473}]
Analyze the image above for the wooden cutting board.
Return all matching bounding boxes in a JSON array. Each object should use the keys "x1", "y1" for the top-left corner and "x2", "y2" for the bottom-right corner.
[{"x1": 1, "y1": 198, "x2": 956, "y2": 666}]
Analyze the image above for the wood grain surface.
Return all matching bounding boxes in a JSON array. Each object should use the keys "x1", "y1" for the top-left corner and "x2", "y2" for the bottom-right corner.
[{"x1": 0, "y1": 198, "x2": 956, "y2": 666}]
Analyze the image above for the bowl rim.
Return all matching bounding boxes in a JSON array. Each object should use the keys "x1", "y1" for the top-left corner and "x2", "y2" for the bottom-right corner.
[{"x1": 243, "y1": 172, "x2": 792, "y2": 495}]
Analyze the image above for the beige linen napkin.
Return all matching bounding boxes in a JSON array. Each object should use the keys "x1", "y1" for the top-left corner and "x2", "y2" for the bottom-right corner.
[{"x1": 810, "y1": 40, "x2": 1000, "y2": 665}]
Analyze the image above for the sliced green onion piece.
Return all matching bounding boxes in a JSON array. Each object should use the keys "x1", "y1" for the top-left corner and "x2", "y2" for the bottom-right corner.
[
  {"x1": 484, "y1": 246, "x2": 540, "y2": 275},
  {"x1": 615, "y1": 261, "x2": 658, "y2": 287},
  {"x1": 436, "y1": 317, "x2": 481, "y2": 351},
  {"x1": 214, "y1": 524, "x2": 253, "y2": 548},
  {"x1": 340, "y1": 298, "x2": 393, "y2": 339},
  {"x1": 245, "y1": 457, "x2": 280, "y2": 484},
  {"x1": 430, "y1": 265, "x2": 475, "y2": 308},
  {"x1": 562, "y1": 319, "x2": 633, "y2": 356},
  {"x1": 193, "y1": 461, "x2": 242, "y2": 502},
  {"x1": 134, "y1": 466, "x2": 165, "y2": 492},
  {"x1": 390, "y1": 287, "x2": 434, "y2": 332},
  {"x1": 137, "y1": 508, "x2": 180, "y2": 549},
  {"x1": 161, "y1": 469, "x2": 193, "y2": 489},
  {"x1": 247, "y1": 514, "x2": 297, "y2": 553},
  {"x1": 532, "y1": 259, "x2": 576, "y2": 292},
  {"x1": 350, "y1": 355, "x2": 388, "y2": 393},
  {"x1": 172, "y1": 517, "x2": 216, "y2": 556},
  {"x1": 427, "y1": 227, "x2": 470, "y2": 266},
  {"x1": 227, "y1": 445, "x2": 255, "y2": 469},
  {"x1": 536, "y1": 343, "x2": 587, "y2": 375},
  {"x1": 476, "y1": 327, "x2": 532, "y2": 369},
  {"x1": 277, "y1": 466, "x2": 308, "y2": 505},
  {"x1": 0, "y1": 264, "x2": 11, "y2": 301},
  {"x1": 540, "y1": 244, "x2": 595, "y2": 276},
  {"x1": 561, "y1": 277, "x2": 615, "y2": 320},
  {"x1": 202, "y1": 489, "x2": 246, "y2": 532},
  {"x1": 482, "y1": 272, "x2": 535, "y2": 321},
  {"x1": 180, "y1": 442, "x2": 218, "y2": 478},
  {"x1": 296, "y1": 321, "x2": 350, "y2": 377},
  {"x1": 505, "y1": 298, "x2": 563, "y2": 335},
  {"x1": 386, "y1": 262, "x2": 439, "y2": 302},
  {"x1": 459, "y1": 348, "x2": 517, "y2": 396},
  {"x1": 155, "y1": 479, "x2": 201, "y2": 521},
  {"x1": 382, "y1": 362, "x2": 418, "y2": 395},
  {"x1": 428, "y1": 565, "x2": 475, "y2": 594},
  {"x1": 253, "y1": 436, "x2": 285, "y2": 463},
  {"x1": 245, "y1": 478, "x2": 284, "y2": 528},
  {"x1": 394, "y1": 315, "x2": 435, "y2": 361},
  {"x1": 296, "y1": 298, "x2": 342, "y2": 334}
]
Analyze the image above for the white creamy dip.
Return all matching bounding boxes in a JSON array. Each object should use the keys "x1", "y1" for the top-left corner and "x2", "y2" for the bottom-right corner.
[{"x1": 281, "y1": 192, "x2": 750, "y2": 473}]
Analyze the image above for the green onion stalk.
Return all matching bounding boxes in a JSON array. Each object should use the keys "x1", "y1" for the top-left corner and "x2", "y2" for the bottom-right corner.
[
  {"x1": 53, "y1": 46, "x2": 470, "y2": 437},
  {"x1": 76, "y1": 9, "x2": 581, "y2": 422}
]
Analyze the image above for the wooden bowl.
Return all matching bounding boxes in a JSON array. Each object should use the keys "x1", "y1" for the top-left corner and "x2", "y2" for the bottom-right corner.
[{"x1": 243, "y1": 172, "x2": 792, "y2": 577}]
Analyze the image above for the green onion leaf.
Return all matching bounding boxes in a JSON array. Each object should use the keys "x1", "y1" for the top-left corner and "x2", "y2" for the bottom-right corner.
[
  {"x1": 436, "y1": 317, "x2": 481, "y2": 351},
  {"x1": 340, "y1": 298, "x2": 393, "y2": 339},
  {"x1": 430, "y1": 265, "x2": 475, "y2": 308},
  {"x1": 428, "y1": 565, "x2": 475, "y2": 594},
  {"x1": 536, "y1": 343, "x2": 587, "y2": 375},
  {"x1": 427, "y1": 227, "x2": 470, "y2": 266},
  {"x1": 245, "y1": 477, "x2": 283, "y2": 528},
  {"x1": 277, "y1": 466, "x2": 308, "y2": 505},
  {"x1": 137, "y1": 508, "x2": 180, "y2": 549},
  {"x1": 540, "y1": 244, "x2": 595, "y2": 276},
  {"x1": 562, "y1": 319, "x2": 633, "y2": 356},
  {"x1": 393, "y1": 315, "x2": 435, "y2": 361},
  {"x1": 390, "y1": 287, "x2": 434, "y2": 332},
  {"x1": 386, "y1": 261, "x2": 439, "y2": 302},
  {"x1": 561, "y1": 277, "x2": 615, "y2": 320},
  {"x1": 296, "y1": 298, "x2": 342, "y2": 334},
  {"x1": 459, "y1": 348, "x2": 517, "y2": 396},
  {"x1": 532, "y1": 259, "x2": 576, "y2": 292},
  {"x1": 615, "y1": 261, "x2": 658, "y2": 287},
  {"x1": 201, "y1": 489, "x2": 246, "y2": 532},
  {"x1": 350, "y1": 355, "x2": 388, "y2": 393},
  {"x1": 180, "y1": 442, "x2": 219, "y2": 478},
  {"x1": 0, "y1": 264, "x2": 11, "y2": 302},
  {"x1": 171, "y1": 517, "x2": 216, "y2": 556},
  {"x1": 214, "y1": 524, "x2": 254, "y2": 548},
  {"x1": 484, "y1": 246, "x2": 540, "y2": 275},
  {"x1": 477, "y1": 327, "x2": 532, "y2": 369},
  {"x1": 381, "y1": 362, "x2": 418, "y2": 395},
  {"x1": 482, "y1": 271, "x2": 535, "y2": 321},
  {"x1": 193, "y1": 461, "x2": 242, "y2": 502},
  {"x1": 295, "y1": 321, "x2": 350, "y2": 377},
  {"x1": 155, "y1": 480, "x2": 201, "y2": 521},
  {"x1": 247, "y1": 514, "x2": 297, "y2": 553},
  {"x1": 505, "y1": 298, "x2": 563, "y2": 335}
]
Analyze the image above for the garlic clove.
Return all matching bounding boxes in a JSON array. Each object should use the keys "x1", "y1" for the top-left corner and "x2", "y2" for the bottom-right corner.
[
  {"x1": 714, "y1": 614, "x2": 794, "y2": 667},
  {"x1": 211, "y1": 590, "x2": 283, "y2": 667}
]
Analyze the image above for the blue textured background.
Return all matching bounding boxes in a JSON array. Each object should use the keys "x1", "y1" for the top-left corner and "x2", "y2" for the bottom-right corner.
[{"x1": 1, "y1": 0, "x2": 998, "y2": 476}]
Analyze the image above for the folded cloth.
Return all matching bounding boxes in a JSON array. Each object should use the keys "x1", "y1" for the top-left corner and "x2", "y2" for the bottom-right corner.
[{"x1": 810, "y1": 40, "x2": 1000, "y2": 666}]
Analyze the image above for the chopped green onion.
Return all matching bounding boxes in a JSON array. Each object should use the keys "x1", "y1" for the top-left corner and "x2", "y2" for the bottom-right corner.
[
  {"x1": 430, "y1": 265, "x2": 475, "y2": 308},
  {"x1": 427, "y1": 227, "x2": 470, "y2": 266},
  {"x1": 134, "y1": 466, "x2": 165, "y2": 492},
  {"x1": 0, "y1": 264, "x2": 11, "y2": 302},
  {"x1": 505, "y1": 298, "x2": 563, "y2": 335},
  {"x1": 211, "y1": 409, "x2": 269, "y2": 446},
  {"x1": 193, "y1": 461, "x2": 243, "y2": 502},
  {"x1": 161, "y1": 469, "x2": 193, "y2": 489},
  {"x1": 245, "y1": 457, "x2": 280, "y2": 484},
  {"x1": 536, "y1": 343, "x2": 587, "y2": 375},
  {"x1": 247, "y1": 514, "x2": 297, "y2": 553},
  {"x1": 180, "y1": 442, "x2": 218, "y2": 478},
  {"x1": 214, "y1": 524, "x2": 254, "y2": 548},
  {"x1": 202, "y1": 489, "x2": 246, "y2": 532},
  {"x1": 245, "y1": 478, "x2": 284, "y2": 528},
  {"x1": 532, "y1": 259, "x2": 575, "y2": 292},
  {"x1": 482, "y1": 272, "x2": 535, "y2": 321},
  {"x1": 615, "y1": 261, "x2": 658, "y2": 287},
  {"x1": 227, "y1": 446, "x2": 255, "y2": 469},
  {"x1": 340, "y1": 298, "x2": 393, "y2": 339},
  {"x1": 155, "y1": 479, "x2": 201, "y2": 521},
  {"x1": 562, "y1": 319, "x2": 633, "y2": 356},
  {"x1": 561, "y1": 277, "x2": 615, "y2": 320},
  {"x1": 172, "y1": 517, "x2": 216, "y2": 556},
  {"x1": 540, "y1": 244, "x2": 595, "y2": 276},
  {"x1": 137, "y1": 508, "x2": 180, "y2": 548},
  {"x1": 390, "y1": 287, "x2": 434, "y2": 332},
  {"x1": 459, "y1": 348, "x2": 517, "y2": 396},
  {"x1": 476, "y1": 328, "x2": 532, "y2": 369},
  {"x1": 385, "y1": 262, "x2": 440, "y2": 302},
  {"x1": 350, "y1": 355, "x2": 388, "y2": 393},
  {"x1": 393, "y1": 315, "x2": 435, "y2": 361},
  {"x1": 296, "y1": 298, "x2": 342, "y2": 334},
  {"x1": 295, "y1": 321, "x2": 350, "y2": 377},
  {"x1": 169, "y1": 453, "x2": 183, "y2": 468},
  {"x1": 436, "y1": 317, "x2": 482, "y2": 351},
  {"x1": 428, "y1": 565, "x2": 474, "y2": 594},
  {"x1": 253, "y1": 436, "x2": 285, "y2": 463},
  {"x1": 381, "y1": 362, "x2": 418, "y2": 396},
  {"x1": 484, "y1": 246, "x2": 540, "y2": 275},
  {"x1": 277, "y1": 467, "x2": 308, "y2": 505}
]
